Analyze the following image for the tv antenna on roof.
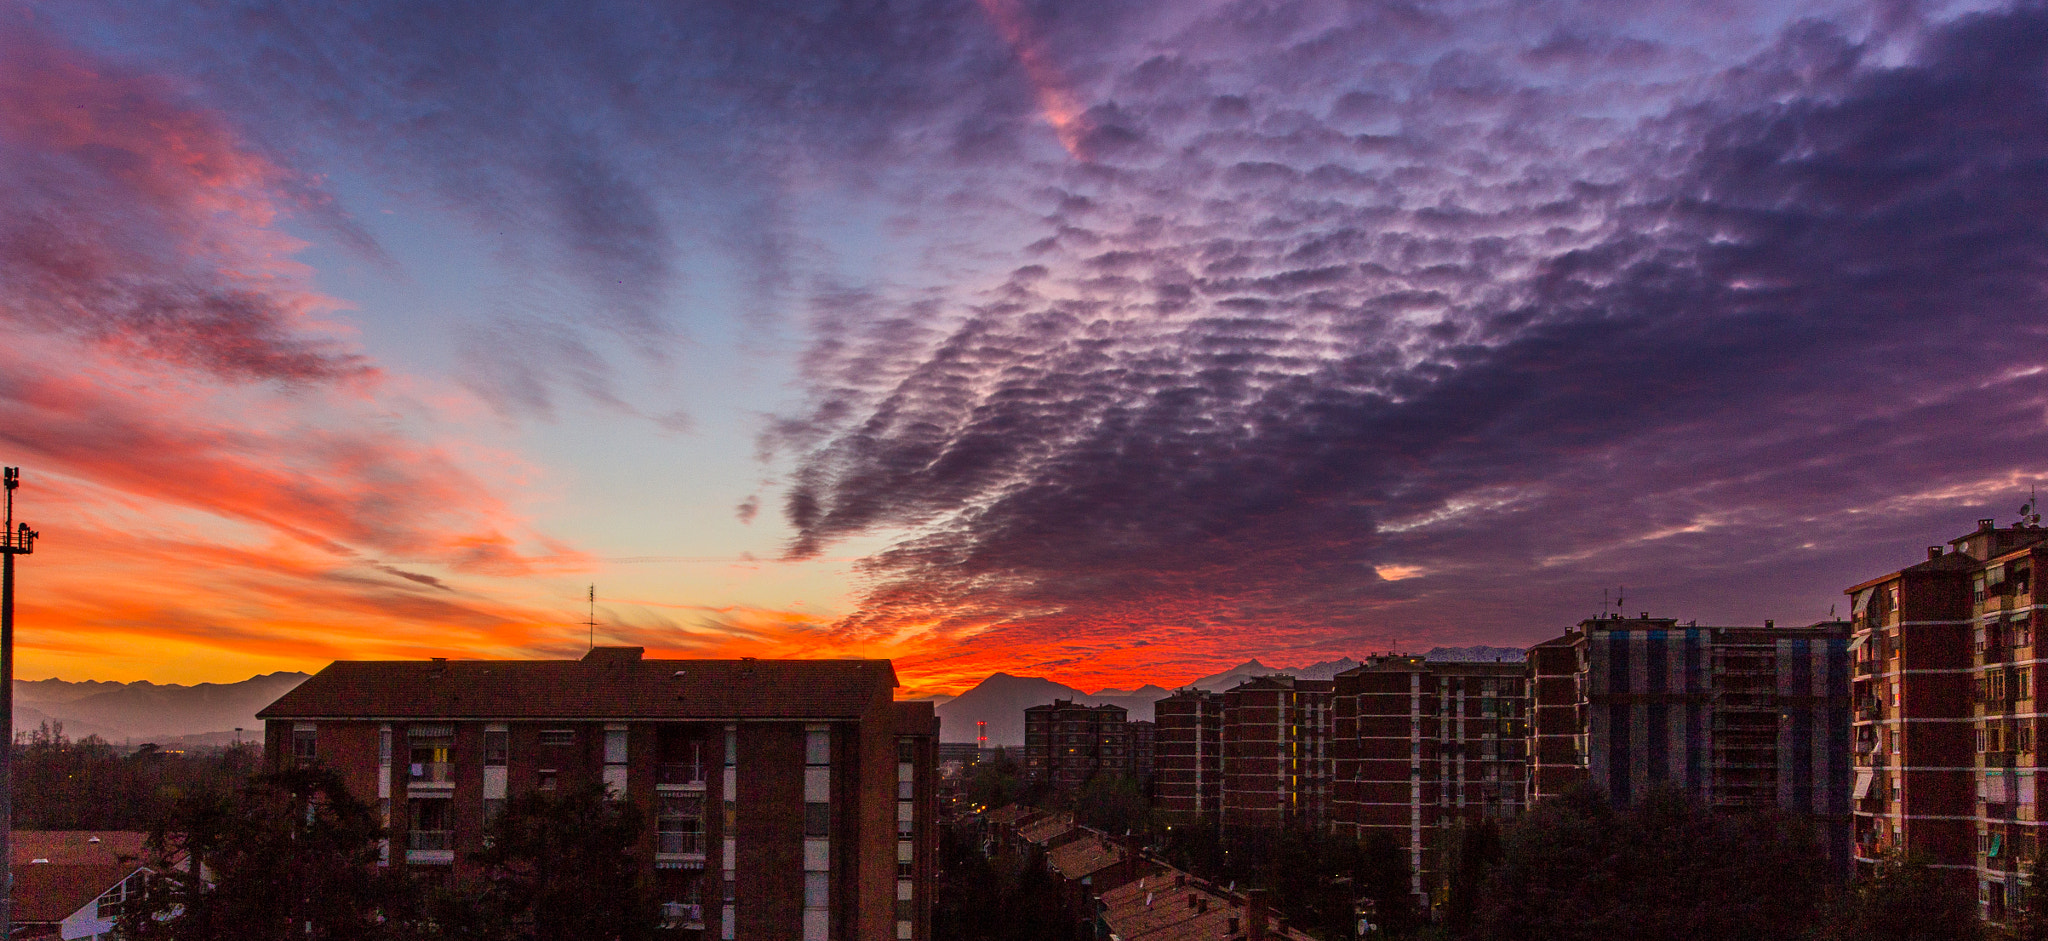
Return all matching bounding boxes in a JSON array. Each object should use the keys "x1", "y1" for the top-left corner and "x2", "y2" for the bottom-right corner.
[
  {"x1": 2022, "y1": 484, "x2": 2042, "y2": 528},
  {"x1": 586, "y1": 584, "x2": 596, "y2": 651}
]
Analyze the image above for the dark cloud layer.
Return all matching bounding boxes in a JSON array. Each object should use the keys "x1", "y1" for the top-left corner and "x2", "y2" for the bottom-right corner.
[
  {"x1": 33, "y1": 0, "x2": 2048, "y2": 680},
  {"x1": 772, "y1": 1, "x2": 2048, "y2": 672}
]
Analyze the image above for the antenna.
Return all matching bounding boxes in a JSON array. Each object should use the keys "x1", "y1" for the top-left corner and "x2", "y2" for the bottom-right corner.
[
  {"x1": 587, "y1": 584, "x2": 596, "y2": 651},
  {"x1": 2024, "y1": 483, "x2": 2042, "y2": 528},
  {"x1": 1615, "y1": 586, "x2": 1626, "y2": 618}
]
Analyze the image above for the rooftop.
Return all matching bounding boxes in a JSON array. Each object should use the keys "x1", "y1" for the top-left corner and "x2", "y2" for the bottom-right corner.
[{"x1": 259, "y1": 650, "x2": 898, "y2": 720}]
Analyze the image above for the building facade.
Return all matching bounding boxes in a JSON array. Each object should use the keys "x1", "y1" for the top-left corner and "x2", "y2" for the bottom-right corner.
[
  {"x1": 1154, "y1": 689, "x2": 1225, "y2": 826},
  {"x1": 1221, "y1": 677, "x2": 1334, "y2": 831},
  {"x1": 258, "y1": 648, "x2": 937, "y2": 941},
  {"x1": 1848, "y1": 518, "x2": 2048, "y2": 922},
  {"x1": 1023, "y1": 701, "x2": 1135, "y2": 794},
  {"x1": 1330, "y1": 655, "x2": 1528, "y2": 899},
  {"x1": 1525, "y1": 616, "x2": 1852, "y2": 864}
]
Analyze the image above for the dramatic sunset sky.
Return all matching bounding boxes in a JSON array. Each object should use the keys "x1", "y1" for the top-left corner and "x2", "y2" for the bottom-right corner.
[{"x1": 4, "y1": 0, "x2": 2046, "y2": 694}]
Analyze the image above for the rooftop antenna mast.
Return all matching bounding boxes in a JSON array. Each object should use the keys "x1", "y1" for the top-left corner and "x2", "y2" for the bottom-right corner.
[
  {"x1": 2023, "y1": 485, "x2": 2042, "y2": 528},
  {"x1": 2, "y1": 468, "x2": 42, "y2": 941},
  {"x1": 587, "y1": 584, "x2": 596, "y2": 651}
]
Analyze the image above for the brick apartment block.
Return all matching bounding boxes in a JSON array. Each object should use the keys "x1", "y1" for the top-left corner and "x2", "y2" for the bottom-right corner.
[
  {"x1": 1154, "y1": 689, "x2": 1225, "y2": 827},
  {"x1": 1330, "y1": 655, "x2": 1527, "y2": 899},
  {"x1": 258, "y1": 648, "x2": 938, "y2": 941},
  {"x1": 1849, "y1": 518, "x2": 2048, "y2": 923},
  {"x1": 1221, "y1": 676, "x2": 1334, "y2": 831},
  {"x1": 1024, "y1": 701, "x2": 1137, "y2": 796},
  {"x1": 1526, "y1": 615, "x2": 1852, "y2": 867}
]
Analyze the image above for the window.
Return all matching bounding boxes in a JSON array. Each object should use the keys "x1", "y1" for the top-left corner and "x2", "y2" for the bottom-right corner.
[
  {"x1": 539, "y1": 729, "x2": 576, "y2": 746},
  {"x1": 537, "y1": 770, "x2": 559, "y2": 791},
  {"x1": 483, "y1": 798, "x2": 506, "y2": 826},
  {"x1": 897, "y1": 739, "x2": 917, "y2": 762},
  {"x1": 806, "y1": 728, "x2": 831, "y2": 766},
  {"x1": 379, "y1": 728, "x2": 392, "y2": 764},
  {"x1": 805, "y1": 802, "x2": 831, "y2": 838},
  {"x1": 484, "y1": 730, "x2": 509, "y2": 766},
  {"x1": 292, "y1": 728, "x2": 317, "y2": 762}
]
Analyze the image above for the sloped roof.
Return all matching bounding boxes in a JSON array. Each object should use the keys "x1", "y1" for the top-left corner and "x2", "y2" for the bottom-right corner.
[
  {"x1": 14, "y1": 862, "x2": 139, "y2": 924},
  {"x1": 1019, "y1": 814, "x2": 1077, "y2": 845},
  {"x1": 259, "y1": 652, "x2": 897, "y2": 720},
  {"x1": 12, "y1": 832, "x2": 146, "y2": 867},
  {"x1": 985, "y1": 804, "x2": 1031, "y2": 826},
  {"x1": 1047, "y1": 835, "x2": 1127, "y2": 881},
  {"x1": 1097, "y1": 870, "x2": 1318, "y2": 941}
]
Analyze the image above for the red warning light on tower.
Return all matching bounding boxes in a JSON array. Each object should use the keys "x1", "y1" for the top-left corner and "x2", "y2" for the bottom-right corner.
[{"x1": 976, "y1": 720, "x2": 987, "y2": 749}]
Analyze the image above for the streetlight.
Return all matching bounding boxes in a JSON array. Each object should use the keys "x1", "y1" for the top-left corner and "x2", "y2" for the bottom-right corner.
[{"x1": 1, "y1": 467, "x2": 41, "y2": 940}]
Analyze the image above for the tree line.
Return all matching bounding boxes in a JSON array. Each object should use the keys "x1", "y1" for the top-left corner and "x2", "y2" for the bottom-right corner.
[{"x1": 963, "y1": 749, "x2": 2035, "y2": 941}]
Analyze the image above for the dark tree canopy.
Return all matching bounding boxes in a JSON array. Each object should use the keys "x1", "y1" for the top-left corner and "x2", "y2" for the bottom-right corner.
[
  {"x1": 431, "y1": 782, "x2": 658, "y2": 941},
  {"x1": 121, "y1": 766, "x2": 411, "y2": 941},
  {"x1": 1474, "y1": 785, "x2": 1830, "y2": 941}
]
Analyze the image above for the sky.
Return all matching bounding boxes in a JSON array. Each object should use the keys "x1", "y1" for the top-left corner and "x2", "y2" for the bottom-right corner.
[{"x1": 3, "y1": 0, "x2": 2046, "y2": 695}]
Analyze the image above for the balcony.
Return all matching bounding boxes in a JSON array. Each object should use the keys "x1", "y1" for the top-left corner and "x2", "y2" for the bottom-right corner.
[
  {"x1": 661, "y1": 902, "x2": 706, "y2": 930},
  {"x1": 657, "y1": 762, "x2": 708, "y2": 790},
  {"x1": 1854, "y1": 660, "x2": 1877, "y2": 677},
  {"x1": 408, "y1": 761, "x2": 454, "y2": 788},
  {"x1": 656, "y1": 829, "x2": 707, "y2": 868},
  {"x1": 408, "y1": 829, "x2": 453, "y2": 852}
]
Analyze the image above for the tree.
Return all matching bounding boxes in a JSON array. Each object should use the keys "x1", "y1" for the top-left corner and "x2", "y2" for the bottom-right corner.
[
  {"x1": 1356, "y1": 830, "x2": 1419, "y2": 938},
  {"x1": 430, "y1": 782, "x2": 658, "y2": 941},
  {"x1": 1810, "y1": 851, "x2": 1980, "y2": 941},
  {"x1": 1474, "y1": 785, "x2": 1830, "y2": 941},
  {"x1": 2012, "y1": 857, "x2": 2048, "y2": 941},
  {"x1": 1074, "y1": 773, "x2": 1148, "y2": 836},
  {"x1": 1438, "y1": 818, "x2": 1502, "y2": 935},
  {"x1": 121, "y1": 766, "x2": 411, "y2": 941}
]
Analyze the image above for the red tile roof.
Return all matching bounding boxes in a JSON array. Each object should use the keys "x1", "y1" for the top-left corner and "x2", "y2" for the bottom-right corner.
[
  {"x1": 259, "y1": 652, "x2": 898, "y2": 720},
  {"x1": 1018, "y1": 814, "x2": 1077, "y2": 845},
  {"x1": 13, "y1": 863, "x2": 139, "y2": 924},
  {"x1": 1047, "y1": 835, "x2": 1129, "y2": 881},
  {"x1": 12, "y1": 832, "x2": 146, "y2": 867}
]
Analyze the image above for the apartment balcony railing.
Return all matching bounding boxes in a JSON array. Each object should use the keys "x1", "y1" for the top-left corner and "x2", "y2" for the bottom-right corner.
[
  {"x1": 661, "y1": 903, "x2": 706, "y2": 929},
  {"x1": 1854, "y1": 660, "x2": 1878, "y2": 677},
  {"x1": 408, "y1": 762, "x2": 454, "y2": 787},
  {"x1": 657, "y1": 830, "x2": 706, "y2": 856},
  {"x1": 657, "y1": 762, "x2": 707, "y2": 789},
  {"x1": 408, "y1": 830, "x2": 453, "y2": 852}
]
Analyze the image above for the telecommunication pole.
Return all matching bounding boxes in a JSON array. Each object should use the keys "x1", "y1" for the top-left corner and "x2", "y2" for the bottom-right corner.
[{"x1": 1, "y1": 467, "x2": 41, "y2": 940}]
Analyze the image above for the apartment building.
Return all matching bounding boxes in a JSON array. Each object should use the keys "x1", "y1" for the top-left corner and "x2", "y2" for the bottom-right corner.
[
  {"x1": 1525, "y1": 616, "x2": 1852, "y2": 864},
  {"x1": 257, "y1": 648, "x2": 936, "y2": 941},
  {"x1": 1330, "y1": 655, "x2": 1528, "y2": 899},
  {"x1": 1129, "y1": 720, "x2": 1158, "y2": 786},
  {"x1": 1154, "y1": 689, "x2": 1225, "y2": 826},
  {"x1": 1221, "y1": 677, "x2": 1335, "y2": 831},
  {"x1": 1848, "y1": 518, "x2": 2048, "y2": 922},
  {"x1": 1023, "y1": 701, "x2": 1135, "y2": 794}
]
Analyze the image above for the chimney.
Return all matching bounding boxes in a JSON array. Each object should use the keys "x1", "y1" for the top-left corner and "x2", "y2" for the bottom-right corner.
[
  {"x1": 1982, "y1": 518, "x2": 1998, "y2": 533},
  {"x1": 1764, "y1": 619, "x2": 1774, "y2": 629},
  {"x1": 1247, "y1": 889, "x2": 1268, "y2": 941},
  {"x1": 1188, "y1": 894, "x2": 1198, "y2": 911},
  {"x1": 1176, "y1": 874, "x2": 1187, "y2": 888},
  {"x1": 1930, "y1": 546, "x2": 1945, "y2": 561},
  {"x1": 1228, "y1": 917, "x2": 1241, "y2": 935},
  {"x1": 1198, "y1": 897, "x2": 1209, "y2": 915}
]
